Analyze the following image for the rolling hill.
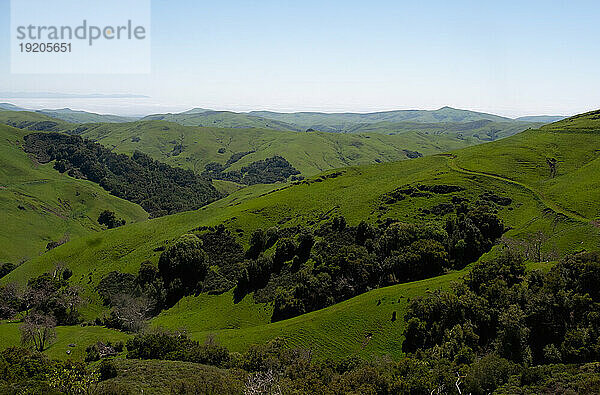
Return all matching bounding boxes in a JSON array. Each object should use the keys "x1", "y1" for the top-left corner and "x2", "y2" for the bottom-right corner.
[
  {"x1": 71, "y1": 120, "x2": 477, "y2": 177},
  {"x1": 140, "y1": 106, "x2": 544, "y2": 134},
  {"x1": 2, "y1": 110, "x2": 599, "y2": 363},
  {"x1": 0, "y1": 104, "x2": 561, "y2": 137},
  {"x1": 0, "y1": 111, "x2": 537, "y2": 182}
]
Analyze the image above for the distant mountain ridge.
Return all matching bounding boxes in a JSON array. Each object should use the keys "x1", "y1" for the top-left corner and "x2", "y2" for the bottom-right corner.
[
  {"x1": 249, "y1": 106, "x2": 512, "y2": 125},
  {"x1": 138, "y1": 106, "x2": 551, "y2": 134},
  {"x1": 0, "y1": 102, "x2": 566, "y2": 133}
]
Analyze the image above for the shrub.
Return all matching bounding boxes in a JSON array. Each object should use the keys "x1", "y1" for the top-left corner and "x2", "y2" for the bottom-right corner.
[{"x1": 98, "y1": 359, "x2": 118, "y2": 381}]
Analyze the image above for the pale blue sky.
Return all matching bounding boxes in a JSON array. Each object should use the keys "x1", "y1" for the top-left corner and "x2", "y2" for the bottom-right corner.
[{"x1": 0, "y1": 0, "x2": 599, "y2": 117}]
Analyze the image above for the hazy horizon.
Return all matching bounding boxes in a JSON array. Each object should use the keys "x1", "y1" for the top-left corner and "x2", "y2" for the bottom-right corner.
[{"x1": 0, "y1": 96, "x2": 573, "y2": 119}]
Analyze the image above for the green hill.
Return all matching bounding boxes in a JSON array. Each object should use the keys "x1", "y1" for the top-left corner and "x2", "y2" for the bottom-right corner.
[
  {"x1": 453, "y1": 110, "x2": 600, "y2": 221},
  {"x1": 73, "y1": 120, "x2": 478, "y2": 177},
  {"x1": 0, "y1": 124, "x2": 148, "y2": 263},
  {"x1": 0, "y1": 111, "x2": 476, "y2": 178}
]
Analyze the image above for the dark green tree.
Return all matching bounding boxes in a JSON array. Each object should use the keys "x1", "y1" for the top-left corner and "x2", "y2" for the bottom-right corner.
[{"x1": 158, "y1": 234, "x2": 208, "y2": 304}]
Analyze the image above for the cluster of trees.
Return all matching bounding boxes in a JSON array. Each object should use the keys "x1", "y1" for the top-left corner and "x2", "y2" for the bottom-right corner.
[
  {"x1": 46, "y1": 234, "x2": 70, "y2": 251},
  {"x1": 24, "y1": 132, "x2": 222, "y2": 217},
  {"x1": 401, "y1": 250, "x2": 600, "y2": 393},
  {"x1": 97, "y1": 209, "x2": 126, "y2": 229},
  {"x1": 225, "y1": 150, "x2": 255, "y2": 166},
  {"x1": 97, "y1": 262, "x2": 166, "y2": 332},
  {"x1": 96, "y1": 202, "x2": 503, "y2": 329},
  {"x1": 126, "y1": 332, "x2": 230, "y2": 367},
  {"x1": 96, "y1": 227, "x2": 247, "y2": 331},
  {"x1": 239, "y1": 202, "x2": 503, "y2": 321},
  {"x1": 0, "y1": 266, "x2": 81, "y2": 351},
  {"x1": 202, "y1": 155, "x2": 300, "y2": 185}
]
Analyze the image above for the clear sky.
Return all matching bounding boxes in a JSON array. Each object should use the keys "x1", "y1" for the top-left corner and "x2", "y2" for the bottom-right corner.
[{"x1": 0, "y1": 0, "x2": 599, "y2": 117}]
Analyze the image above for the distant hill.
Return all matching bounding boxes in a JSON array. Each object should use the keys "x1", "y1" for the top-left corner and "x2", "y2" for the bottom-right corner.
[
  {"x1": 0, "y1": 110, "x2": 73, "y2": 131},
  {"x1": 37, "y1": 108, "x2": 139, "y2": 123},
  {"x1": 141, "y1": 110, "x2": 302, "y2": 131},
  {"x1": 0, "y1": 103, "x2": 27, "y2": 111},
  {"x1": 1, "y1": 104, "x2": 555, "y2": 135},
  {"x1": 0, "y1": 104, "x2": 565, "y2": 133},
  {"x1": 330, "y1": 119, "x2": 540, "y2": 139},
  {"x1": 140, "y1": 106, "x2": 544, "y2": 137},
  {"x1": 0, "y1": 111, "x2": 536, "y2": 180},
  {"x1": 248, "y1": 106, "x2": 514, "y2": 132},
  {"x1": 515, "y1": 115, "x2": 566, "y2": 123}
]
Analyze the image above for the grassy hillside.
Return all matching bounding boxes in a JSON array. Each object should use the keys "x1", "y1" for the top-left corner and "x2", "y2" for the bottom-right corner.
[
  {"x1": 152, "y1": 269, "x2": 467, "y2": 360},
  {"x1": 2, "y1": 110, "x2": 599, "y2": 361},
  {"x1": 0, "y1": 321, "x2": 127, "y2": 361},
  {"x1": 454, "y1": 111, "x2": 600, "y2": 221},
  {"x1": 0, "y1": 124, "x2": 148, "y2": 262},
  {"x1": 0, "y1": 110, "x2": 73, "y2": 131},
  {"x1": 97, "y1": 359, "x2": 244, "y2": 394}
]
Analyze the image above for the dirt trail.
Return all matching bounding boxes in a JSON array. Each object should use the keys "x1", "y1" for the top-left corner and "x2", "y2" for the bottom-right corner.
[{"x1": 443, "y1": 154, "x2": 590, "y2": 225}]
